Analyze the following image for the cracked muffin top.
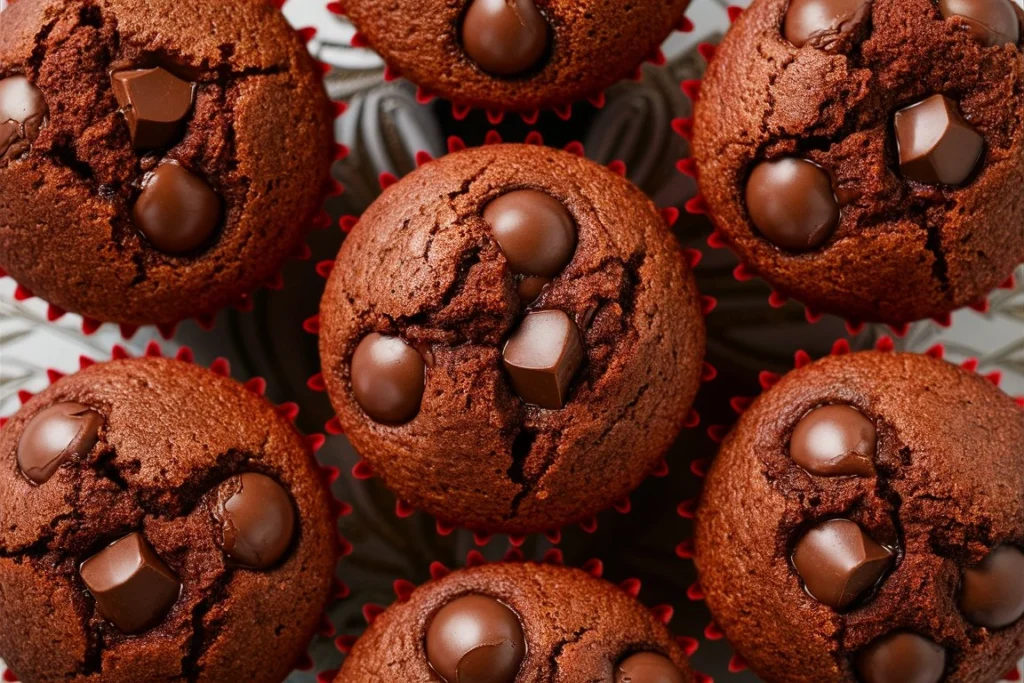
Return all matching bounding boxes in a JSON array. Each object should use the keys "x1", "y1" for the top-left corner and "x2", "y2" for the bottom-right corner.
[
  {"x1": 0, "y1": 357, "x2": 337, "y2": 683},
  {"x1": 318, "y1": 143, "x2": 706, "y2": 535},
  {"x1": 693, "y1": 0, "x2": 1024, "y2": 325},
  {"x1": 695, "y1": 351, "x2": 1024, "y2": 683},
  {"x1": 342, "y1": 0, "x2": 692, "y2": 112},
  {"x1": 335, "y1": 562, "x2": 694, "y2": 683},
  {"x1": 0, "y1": 0, "x2": 333, "y2": 325}
]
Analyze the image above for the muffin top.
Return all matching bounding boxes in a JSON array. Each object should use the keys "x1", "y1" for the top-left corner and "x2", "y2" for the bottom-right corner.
[
  {"x1": 337, "y1": 562, "x2": 694, "y2": 683},
  {"x1": 342, "y1": 0, "x2": 691, "y2": 112},
  {"x1": 696, "y1": 351, "x2": 1024, "y2": 683},
  {"x1": 694, "y1": 0, "x2": 1024, "y2": 325},
  {"x1": 319, "y1": 143, "x2": 705, "y2": 534},
  {"x1": 0, "y1": 358, "x2": 336, "y2": 683},
  {"x1": 0, "y1": 0, "x2": 333, "y2": 325}
]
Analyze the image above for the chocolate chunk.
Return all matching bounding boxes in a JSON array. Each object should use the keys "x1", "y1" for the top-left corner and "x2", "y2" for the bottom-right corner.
[
  {"x1": 16, "y1": 402, "x2": 104, "y2": 485},
  {"x1": 111, "y1": 67, "x2": 195, "y2": 150},
  {"x1": 502, "y1": 310, "x2": 584, "y2": 410},
  {"x1": 784, "y1": 0, "x2": 873, "y2": 50},
  {"x1": 855, "y1": 632, "x2": 947, "y2": 683},
  {"x1": 351, "y1": 333, "x2": 426, "y2": 424},
  {"x1": 939, "y1": 0, "x2": 1020, "y2": 46},
  {"x1": 792, "y1": 518, "x2": 894, "y2": 609},
  {"x1": 615, "y1": 652, "x2": 687, "y2": 683},
  {"x1": 895, "y1": 95, "x2": 984, "y2": 186},
  {"x1": 517, "y1": 275, "x2": 550, "y2": 304},
  {"x1": 484, "y1": 190, "x2": 577, "y2": 278},
  {"x1": 79, "y1": 533, "x2": 180, "y2": 634},
  {"x1": 0, "y1": 75, "x2": 48, "y2": 163},
  {"x1": 426, "y1": 594, "x2": 525, "y2": 683},
  {"x1": 212, "y1": 473, "x2": 296, "y2": 569},
  {"x1": 790, "y1": 404, "x2": 876, "y2": 477},
  {"x1": 132, "y1": 162, "x2": 222, "y2": 253},
  {"x1": 745, "y1": 158, "x2": 840, "y2": 251},
  {"x1": 959, "y1": 545, "x2": 1024, "y2": 628},
  {"x1": 461, "y1": 0, "x2": 549, "y2": 76}
]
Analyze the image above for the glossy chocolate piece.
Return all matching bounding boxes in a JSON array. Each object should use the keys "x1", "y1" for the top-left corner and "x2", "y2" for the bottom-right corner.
[
  {"x1": 79, "y1": 533, "x2": 180, "y2": 634},
  {"x1": 615, "y1": 652, "x2": 687, "y2": 683},
  {"x1": 484, "y1": 190, "x2": 577, "y2": 278},
  {"x1": 959, "y1": 545, "x2": 1024, "y2": 628},
  {"x1": 784, "y1": 0, "x2": 873, "y2": 50},
  {"x1": 855, "y1": 632, "x2": 946, "y2": 683},
  {"x1": 461, "y1": 0, "x2": 549, "y2": 76},
  {"x1": 895, "y1": 95, "x2": 984, "y2": 186},
  {"x1": 426, "y1": 594, "x2": 526, "y2": 683},
  {"x1": 939, "y1": 0, "x2": 1020, "y2": 46},
  {"x1": 792, "y1": 518, "x2": 894, "y2": 609},
  {"x1": 790, "y1": 404, "x2": 877, "y2": 477},
  {"x1": 111, "y1": 67, "x2": 195, "y2": 150},
  {"x1": 132, "y1": 162, "x2": 222, "y2": 253},
  {"x1": 517, "y1": 275, "x2": 551, "y2": 304},
  {"x1": 0, "y1": 75, "x2": 48, "y2": 163},
  {"x1": 212, "y1": 473, "x2": 296, "y2": 569},
  {"x1": 16, "y1": 402, "x2": 104, "y2": 485},
  {"x1": 745, "y1": 158, "x2": 840, "y2": 251},
  {"x1": 502, "y1": 310, "x2": 584, "y2": 410},
  {"x1": 351, "y1": 333, "x2": 426, "y2": 424}
]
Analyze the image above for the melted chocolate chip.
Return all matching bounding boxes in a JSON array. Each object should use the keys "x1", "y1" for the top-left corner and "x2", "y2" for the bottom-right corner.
[
  {"x1": 16, "y1": 402, "x2": 104, "y2": 485},
  {"x1": 111, "y1": 67, "x2": 195, "y2": 149},
  {"x1": 894, "y1": 95, "x2": 984, "y2": 186},
  {"x1": 784, "y1": 0, "x2": 873, "y2": 51},
  {"x1": 855, "y1": 632, "x2": 946, "y2": 683},
  {"x1": 0, "y1": 75, "x2": 48, "y2": 164},
  {"x1": 461, "y1": 0, "x2": 550, "y2": 76},
  {"x1": 132, "y1": 162, "x2": 222, "y2": 253},
  {"x1": 351, "y1": 333, "x2": 426, "y2": 424},
  {"x1": 745, "y1": 158, "x2": 840, "y2": 251},
  {"x1": 939, "y1": 0, "x2": 1020, "y2": 46},
  {"x1": 484, "y1": 189, "x2": 577, "y2": 278},
  {"x1": 792, "y1": 519, "x2": 894, "y2": 609},
  {"x1": 212, "y1": 473, "x2": 296, "y2": 569},
  {"x1": 615, "y1": 652, "x2": 687, "y2": 683},
  {"x1": 426, "y1": 594, "x2": 526, "y2": 683},
  {"x1": 959, "y1": 545, "x2": 1024, "y2": 628},
  {"x1": 790, "y1": 404, "x2": 877, "y2": 477},
  {"x1": 502, "y1": 309, "x2": 584, "y2": 410}
]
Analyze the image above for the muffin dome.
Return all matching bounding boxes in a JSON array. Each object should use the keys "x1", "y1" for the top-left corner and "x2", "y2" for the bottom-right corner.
[
  {"x1": 0, "y1": 0, "x2": 333, "y2": 325},
  {"x1": 0, "y1": 358, "x2": 337, "y2": 683},
  {"x1": 693, "y1": 0, "x2": 1024, "y2": 325},
  {"x1": 319, "y1": 143, "x2": 705, "y2": 534},
  {"x1": 696, "y1": 351, "x2": 1024, "y2": 683}
]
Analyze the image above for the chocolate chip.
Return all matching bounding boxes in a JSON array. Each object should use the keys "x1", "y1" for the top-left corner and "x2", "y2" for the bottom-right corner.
[
  {"x1": 502, "y1": 309, "x2": 584, "y2": 410},
  {"x1": 484, "y1": 190, "x2": 577, "y2": 278},
  {"x1": 792, "y1": 518, "x2": 894, "y2": 609},
  {"x1": 855, "y1": 632, "x2": 946, "y2": 683},
  {"x1": 132, "y1": 162, "x2": 222, "y2": 253},
  {"x1": 784, "y1": 0, "x2": 873, "y2": 51},
  {"x1": 212, "y1": 473, "x2": 296, "y2": 570},
  {"x1": 894, "y1": 95, "x2": 984, "y2": 186},
  {"x1": 426, "y1": 594, "x2": 525, "y2": 683},
  {"x1": 745, "y1": 158, "x2": 840, "y2": 251},
  {"x1": 959, "y1": 545, "x2": 1024, "y2": 628},
  {"x1": 790, "y1": 405, "x2": 876, "y2": 477},
  {"x1": 461, "y1": 0, "x2": 549, "y2": 76},
  {"x1": 351, "y1": 333, "x2": 426, "y2": 424},
  {"x1": 615, "y1": 652, "x2": 687, "y2": 683},
  {"x1": 517, "y1": 275, "x2": 551, "y2": 304},
  {"x1": 0, "y1": 75, "x2": 48, "y2": 163},
  {"x1": 16, "y1": 402, "x2": 103, "y2": 485},
  {"x1": 111, "y1": 67, "x2": 195, "y2": 150},
  {"x1": 79, "y1": 533, "x2": 180, "y2": 634},
  {"x1": 939, "y1": 0, "x2": 1020, "y2": 46}
]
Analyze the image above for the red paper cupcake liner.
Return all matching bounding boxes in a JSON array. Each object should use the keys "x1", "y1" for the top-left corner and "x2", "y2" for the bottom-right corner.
[
  {"x1": 0, "y1": 4, "x2": 345, "y2": 341},
  {"x1": 304, "y1": 130, "x2": 719, "y2": 546},
  {"x1": 671, "y1": 5, "x2": 1022, "y2": 340},
  {"x1": 675, "y1": 336, "x2": 1024, "y2": 681},
  {"x1": 324, "y1": 0, "x2": 695, "y2": 126},
  {"x1": 316, "y1": 552, "x2": 712, "y2": 683},
  {"x1": 0, "y1": 339, "x2": 353, "y2": 683}
]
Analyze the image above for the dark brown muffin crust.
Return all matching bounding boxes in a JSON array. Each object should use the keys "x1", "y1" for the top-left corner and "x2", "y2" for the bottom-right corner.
[
  {"x1": 342, "y1": 0, "x2": 691, "y2": 112},
  {"x1": 0, "y1": 0, "x2": 333, "y2": 325},
  {"x1": 319, "y1": 144, "x2": 705, "y2": 535},
  {"x1": 693, "y1": 0, "x2": 1024, "y2": 325},
  {"x1": 695, "y1": 352, "x2": 1024, "y2": 682},
  {"x1": 335, "y1": 562, "x2": 695, "y2": 682},
  {"x1": 0, "y1": 358, "x2": 337, "y2": 683}
]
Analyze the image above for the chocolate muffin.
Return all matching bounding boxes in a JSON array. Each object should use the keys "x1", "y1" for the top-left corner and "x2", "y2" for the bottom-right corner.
[
  {"x1": 0, "y1": 0, "x2": 333, "y2": 326},
  {"x1": 342, "y1": 0, "x2": 692, "y2": 112},
  {"x1": 318, "y1": 143, "x2": 706, "y2": 534},
  {"x1": 693, "y1": 0, "x2": 1024, "y2": 325},
  {"x1": 0, "y1": 357, "x2": 337, "y2": 683},
  {"x1": 336, "y1": 562, "x2": 694, "y2": 682},
  {"x1": 695, "y1": 351, "x2": 1024, "y2": 683}
]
